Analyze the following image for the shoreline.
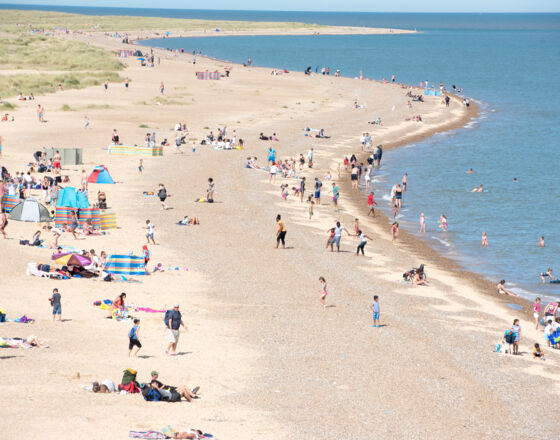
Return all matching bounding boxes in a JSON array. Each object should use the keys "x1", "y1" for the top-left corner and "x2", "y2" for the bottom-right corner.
[{"x1": 135, "y1": 35, "x2": 536, "y2": 318}]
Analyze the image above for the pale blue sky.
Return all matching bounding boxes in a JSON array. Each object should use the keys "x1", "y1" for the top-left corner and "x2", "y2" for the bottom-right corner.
[{"x1": 5, "y1": 0, "x2": 560, "y2": 12}]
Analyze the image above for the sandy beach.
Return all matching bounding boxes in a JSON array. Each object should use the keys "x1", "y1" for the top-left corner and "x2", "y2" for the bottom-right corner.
[{"x1": 1, "y1": 19, "x2": 559, "y2": 440}]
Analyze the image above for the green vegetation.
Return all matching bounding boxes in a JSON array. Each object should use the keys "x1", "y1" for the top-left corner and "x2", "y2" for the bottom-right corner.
[
  {"x1": 0, "y1": 72, "x2": 122, "y2": 100},
  {"x1": 83, "y1": 104, "x2": 113, "y2": 110},
  {"x1": 1, "y1": 9, "x2": 321, "y2": 33},
  {"x1": 139, "y1": 124, "x2": 149, "y2": 128},
  {"x1": 1, "y1": 102, "x2": 17, "y2": 110},
  {"x1": 0, "y1": 9, "x2": 327, "y2": 99}
]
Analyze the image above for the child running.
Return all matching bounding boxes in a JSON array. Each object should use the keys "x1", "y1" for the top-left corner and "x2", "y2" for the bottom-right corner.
[
  {"x1": 370, "y1": 295, "x2": 380, "y2": 327},
  {"x1": 355, "y1": 229, "x2": 373, "y2": 256},
  {"x1": 146, "y1": 220, "x2": 156, "y2": 245},
  {"x1": 319, "y1": 276, "x2": 328, "y2": 308}
]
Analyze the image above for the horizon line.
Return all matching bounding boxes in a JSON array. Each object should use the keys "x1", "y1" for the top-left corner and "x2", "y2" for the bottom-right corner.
[{"x1": 1, "y1": 4, "x2": 558, "y2": 14}]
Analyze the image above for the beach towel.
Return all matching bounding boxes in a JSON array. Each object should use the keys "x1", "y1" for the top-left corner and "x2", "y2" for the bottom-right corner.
[{"x1": 129, "y1": 431, "x2": 167, "y2": 439}]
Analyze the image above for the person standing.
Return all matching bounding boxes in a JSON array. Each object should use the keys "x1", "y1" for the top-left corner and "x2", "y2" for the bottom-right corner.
[
  {"x1": 511, "y1": 319, "x2": 521, "y2": 355},
  {"x1": 370, "y1": 295, "x2": 380, "y2": 327},
  {"x1": 164, "y1": 304, "x2": 187, "y2": 356},
  {"x1": 160, "y1": 81, "x2": 165, "y2": 95},
  {"x1": 275, "y1": 214, "x2": 286, "y2": 249},
  {"x1": 128, "y1": 318, "x2": 142, "y2": 357},
  {"x1": 124, "y1": 77, "x2": 130, "y2": 90},
  {"x1": 319, "y1": 276, "x2": 328, "y2": 308},
  {"x1": 104, "y1": 79, "x2": 109, "y2": 91},
  {"x1": 299, "y1": 177, "x2": 306, "y2": 203},
  {"x1": 50, "y1": 288, "x2": 62, "y2": 322},
  {"x1": 533, "y1": 298, "x2": 541, "y2": 330},
  {"x1": 314, "y1": 177, "x2": 322, "y2": 205},
  {"x1": 332, "y1": 182, "x2": 340, "y2": 212},
  {"x1": 367, "y1": 192, "x2": 377, "y2": 216},
  {"x1": 307, "y1": 148, "x2": 313, "y2": 166}
]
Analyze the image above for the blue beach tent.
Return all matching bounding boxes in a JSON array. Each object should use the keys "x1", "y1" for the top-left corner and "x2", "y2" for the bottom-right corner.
[{"x1": 88, "y1": 165, "x2": 114, "y2": 184}]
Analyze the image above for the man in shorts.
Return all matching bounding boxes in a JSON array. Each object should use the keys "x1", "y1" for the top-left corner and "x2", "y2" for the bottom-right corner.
[
  {"x1": 164, "y1": 304, "x2": 187, "y2": 356},
  {"x1": 314, "y1": 177, "x2": 322, "y2": 205}
]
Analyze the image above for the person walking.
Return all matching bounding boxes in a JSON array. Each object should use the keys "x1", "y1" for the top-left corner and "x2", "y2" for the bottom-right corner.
[
  {"x1": 50, "y1": 288, "x2": 62, "y2": 322},
  {"x1": 128, "y1": 318, "x2": 142, "y2": 357},
  {"x1": 145, "y1": 220, "x2": 156, "y2": 245},
  {"x1": 275, "y1": 214, "x2": 286, "y2": 249},
  {"x1": 164, "y1": 304, "x2": 187, "y2": 356},
  {"x1": 328, "y1": 221, "x2": 350, "y2": 252}
]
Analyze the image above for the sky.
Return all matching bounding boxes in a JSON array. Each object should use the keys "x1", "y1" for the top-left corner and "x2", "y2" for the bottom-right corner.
[{"x1": 3, "y1": 1, "x2": 559, "y2": 13}]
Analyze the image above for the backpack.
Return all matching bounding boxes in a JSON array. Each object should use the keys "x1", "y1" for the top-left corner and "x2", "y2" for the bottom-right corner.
[
  {"x1": 121, "y1": 368, "x2": 137, "y2": 385},
  {"x1": 144, "y1": 387, "x2": 161, "y2": 402}
]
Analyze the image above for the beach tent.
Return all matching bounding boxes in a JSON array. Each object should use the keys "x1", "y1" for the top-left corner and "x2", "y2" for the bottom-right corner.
[
  {"x1": 9, "y1": 198, "x2": 51, "y2": 222},
  {"x1": 56, "y1": 187, "x2": 89, "y2": 209},
  {"x1": 88, "y1": 165, "x2": 114, "y2": 184},
  {"x1": 104, "y1": 255, "x2": 146, "y2": 276},
  {"x1": 133, "y1": 50, "x2": 143, "y2": 56}
]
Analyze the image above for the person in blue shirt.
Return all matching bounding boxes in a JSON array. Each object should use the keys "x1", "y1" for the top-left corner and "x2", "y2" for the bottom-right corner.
[
  {"x1": 164, "y1": 304, "x2": 187, "y2": 356},
  {"x1": 370, "y1": 296, "x2": 381, "y2": 328},
  {"x1": 128, "y1": 318, "x2": 142, "y2": 357}
]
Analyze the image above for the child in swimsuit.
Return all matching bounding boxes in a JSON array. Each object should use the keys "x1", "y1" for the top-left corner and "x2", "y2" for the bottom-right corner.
[
  {"x1": 438, "y1": 214, "x2": 448, "y2": 231},
  {"x1": 419, "y1": 213, "x2": 426, "y2": 232},
  {"x1": 326, "y1": 228, "x2": 335, "y2": 248},
  {"x1": 308, "y1": 201, "x2": 314, "y2": 219},
  {"x1": 481, "y1": 232, "x2": 488, "y2": 247},
  {"x1": 319, "y1": 276, "x2": 328, "y2": 308}
]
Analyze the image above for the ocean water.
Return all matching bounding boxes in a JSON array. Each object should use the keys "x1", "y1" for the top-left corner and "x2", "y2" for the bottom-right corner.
[
  {"x1": 5, "y1": 4, "x2": 559, "y2": 299},
  {"x1": 138, "y1": 15, "x2": 560, "y2": 299}
]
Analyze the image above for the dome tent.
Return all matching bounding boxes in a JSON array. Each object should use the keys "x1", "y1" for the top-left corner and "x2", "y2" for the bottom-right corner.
[
  {"x1": 9, "y1": 198, "x2": 51, "y2": 222},
  {"x1": 88, "y1": 165, "x2": 114, "y2": 184}
]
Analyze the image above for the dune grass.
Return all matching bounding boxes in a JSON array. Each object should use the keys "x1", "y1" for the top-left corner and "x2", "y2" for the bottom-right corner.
[
  {"x1": 0, "y1": 72, "x2": 122, "y2": 100},
  {"x1": 1, "y1": 9, "x2": 322, "y2": 33}
]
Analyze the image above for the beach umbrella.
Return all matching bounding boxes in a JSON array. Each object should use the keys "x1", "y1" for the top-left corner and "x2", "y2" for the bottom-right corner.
[
  {"x1": 53, "y1": 253, "x2": 91, "y2": 267},
  {"x1": 137, "y1": 57, "x2": 145, "y2": 61}
]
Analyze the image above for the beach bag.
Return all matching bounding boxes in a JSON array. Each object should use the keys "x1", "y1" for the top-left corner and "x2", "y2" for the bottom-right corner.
[
  {"x1": 121, "y1": 368, "x2": 137, "y2": 385},
  {"x1": 118, "y1": 382, "x2": 139, "y2": 394},
  {"x1": 504, "y1": 331, "x2": 515, "y2": 344},
  {"x1": 143, "y1": 387, "x2": 161, "y2": 402},
  {"x1": 19, "y1": 240, "x2": 30, "y2": 245}
]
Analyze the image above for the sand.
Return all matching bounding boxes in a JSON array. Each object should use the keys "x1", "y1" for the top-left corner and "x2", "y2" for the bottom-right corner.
[{"x1": 0, "y1": 28, "x2": 559, "y2": 440}]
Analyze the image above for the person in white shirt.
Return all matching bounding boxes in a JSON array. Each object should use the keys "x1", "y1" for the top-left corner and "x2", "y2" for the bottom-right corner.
[{"x1": 269, "y1": 163, "x2": 278, "y2": 183}]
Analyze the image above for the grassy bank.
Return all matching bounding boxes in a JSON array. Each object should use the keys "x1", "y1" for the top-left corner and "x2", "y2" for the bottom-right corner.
[
  {"x1": 1, "y1": 9, "x2": 322, "y2": 33},
  {"x1": 0, "y1": 72, "x2": 122, "y2": 100}
]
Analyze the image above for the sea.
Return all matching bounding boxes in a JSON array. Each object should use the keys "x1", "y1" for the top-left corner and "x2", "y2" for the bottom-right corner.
[{"x1": 4, "y1": 5, "x2": 559, "y2": 300}]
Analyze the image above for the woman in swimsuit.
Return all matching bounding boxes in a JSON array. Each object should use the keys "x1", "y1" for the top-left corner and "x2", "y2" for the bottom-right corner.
[
  {"x1": 350, "y1": 166, "x2": 359, "y2": 189},
  {"x1": 394, "y1": 183, "x2": 403, "y2": 210},
  {"x1": 481, "y1": 232, "x2": 488, "y2": 247},
  {"x1": 319, "y1": 276, "x2": 328, "y2": 308}
]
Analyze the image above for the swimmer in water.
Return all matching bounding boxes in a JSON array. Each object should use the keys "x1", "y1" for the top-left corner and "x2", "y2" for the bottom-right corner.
[
  {"x1": 438, "y1": 214, "x2": 448, "y2": 231},
  {"x1": 539, "y1": 236, "x2": 545, "y2": 247},
  {"x1": 471, "y1": 185, "x2": 484, "y2": 192},
  {"x1": 466, "y1": 168, "x2": 473, "y2": 174},
  {"x1": 419, "y1": 213, "x2": 426, "y2": 233},
  {"x1": 539, "y1": 268, "x2": 555, "y2": 284},
  {"x1": 513, "y1": 177, "x2": 518, "y2": 182},
  {"x1": 481, "y1": 232, "x2": 488, "y2": 247}
]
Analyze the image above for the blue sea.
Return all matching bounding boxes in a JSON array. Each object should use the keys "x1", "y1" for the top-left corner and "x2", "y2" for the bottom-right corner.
[{"x1": 5, "y1": 5, "x2": 559, "y2": 299}]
